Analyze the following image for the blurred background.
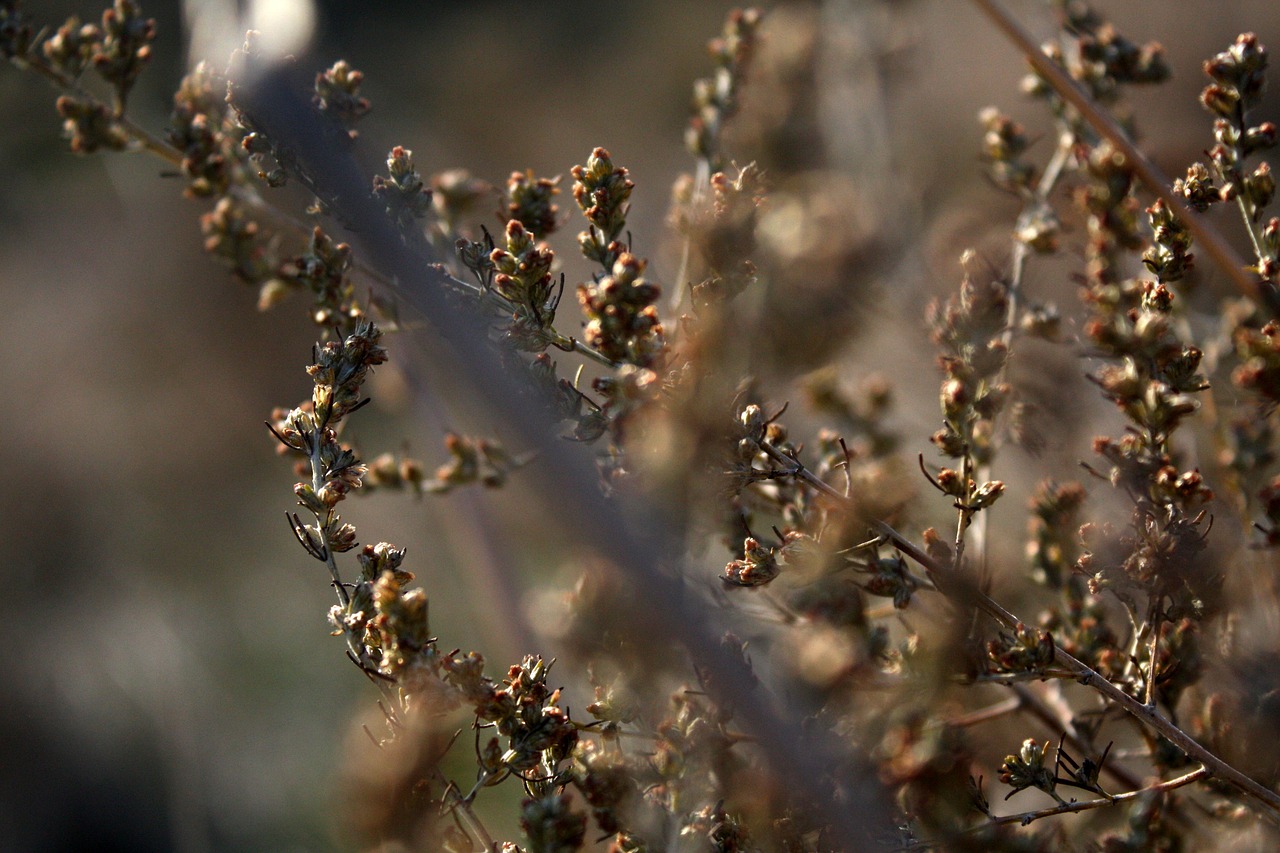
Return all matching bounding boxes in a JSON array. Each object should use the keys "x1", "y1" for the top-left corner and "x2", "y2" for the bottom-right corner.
[{"x1": 2, "y1": 0, "x2": 1279, "y2": 850}]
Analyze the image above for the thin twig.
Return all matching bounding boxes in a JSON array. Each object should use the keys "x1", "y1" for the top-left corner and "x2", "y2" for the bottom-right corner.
[
  {"x1": 1145, "y1": 616, "x2": 1162, "y2": 709},
  {"x1": 306, "y1": 426, "x2": 350, "y2": 608},
  {"x1": 966, "y1": 670, "x2": 1077, "y2": 685},
  {"x1": 435, "y1": 769, "x2": 496, "y2": 851},
  {"x1": 987, "y1": 765, "x2": 1209, "y2": 828}
]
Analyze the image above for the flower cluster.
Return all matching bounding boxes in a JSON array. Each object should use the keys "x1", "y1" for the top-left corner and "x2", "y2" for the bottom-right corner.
[
  {"x1": 92, "y1": 0, "x2": 153, "y2": 107},
  {"x1": 1022, "y1": 2, "x2": 1168, "y2": 127},
  {"x1": 167, "y1": 62, "x2": 239, "y2": 197},
  {"x1": 55, "y1": 96, "x2": 127, "y2": 152},
  {"x1": 420, "y1": 433, "x2": 520, "y2": 494},
  {"x1": 685, "y1": 163, "x2": 765, "y2": 310},
  {"x1": 490, "y1": 218, "x2": 561, "y2": 347},
  {"x1": 1077, "y1": 281, "x2": 1215, "y2": 605},
  {"x1": 199, "y1": 197, "x2": 277, "y2": 294},
  {"x1": 998, "y1": 738, "x2": 1057, "y2": 801},
  {"x1": 42, "y1": 15, "x2": 100, "y2": 79},
  {"x1": 313, "y1": 59, "x2": 370, "y2": 136},
  {"x1": 1193, "y1": 33, "x2": 1279, "y2": 282},
  {"x1": 34, "y1": 0, "x2": 156, "y2": 147},
  {"x1": 505, "y1": 169, "x2": 561, "y2": 240},
  {"x1": 276, "y1": 226, "x2": 362, "y2": 330},
  {"x1": 27, "y1": 2, "x2": 151, "y2": 145},
  {"x1": 1025, "y1": 480, "x2": 1085, "y2": 589},
  {"x1": 978, "y1": 106, "x2": 1035, "y2": 194},
  {"x1": 577, "y1": 253, "x2": 663, "y2": 368},
  {"x1": 571, "y1": 147, "x2": 631, "y2": 269},
  {"x1": 372, "y1": 145, "x2": 432, "y2": 231},
  {"x1": 986, "y1": 623, "x2": 1056, "y2": 676}
]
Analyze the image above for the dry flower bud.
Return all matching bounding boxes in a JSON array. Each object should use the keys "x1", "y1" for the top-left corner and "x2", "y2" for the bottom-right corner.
[{"x1": 970, "y1": 480, "x2": 1006, "y2": 509}]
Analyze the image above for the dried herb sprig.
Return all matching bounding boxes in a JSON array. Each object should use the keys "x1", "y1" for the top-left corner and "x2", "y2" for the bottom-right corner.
[
  {"x1": 269, "y1": 320, "x2": 386, "y2": 605},
  {"x1": 571, "y1": 146, "x2": 632, "y2": 271},
  {"x1": 1198, "y1": 33, "x2": 1278, "y2": 283},
  {"x1": 672, "y1": 8, "x2": 763, "y2": 312},
  {"x1": 926, "y1": 254, "x2": 1013, "y2": 568}
]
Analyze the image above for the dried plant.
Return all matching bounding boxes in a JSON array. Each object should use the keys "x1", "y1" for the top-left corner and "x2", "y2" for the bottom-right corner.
[{"x1": 11, "y1": 0, "x2": 1280, "y2": 850}]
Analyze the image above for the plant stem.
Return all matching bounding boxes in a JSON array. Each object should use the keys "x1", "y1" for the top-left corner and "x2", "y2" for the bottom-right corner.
[
  {"x1": 1145, "y1": 616, "x2": 1161, "y2": 708},
  {"x1": 307, "y1": 431, "x2": 349, "y2": 608},
  {"x1": 436, "y1": 769, "x2": 497, "y2": 851},
  {"x1": 967, "y1": 670, "x2": 1077, "y2": 685},
  {"x1": 988, "y1": 765, "x2": 1210, "y2": 827},
  {"x1": 1224, "y1": 102, "x2": 1271, "y2": 264}
]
